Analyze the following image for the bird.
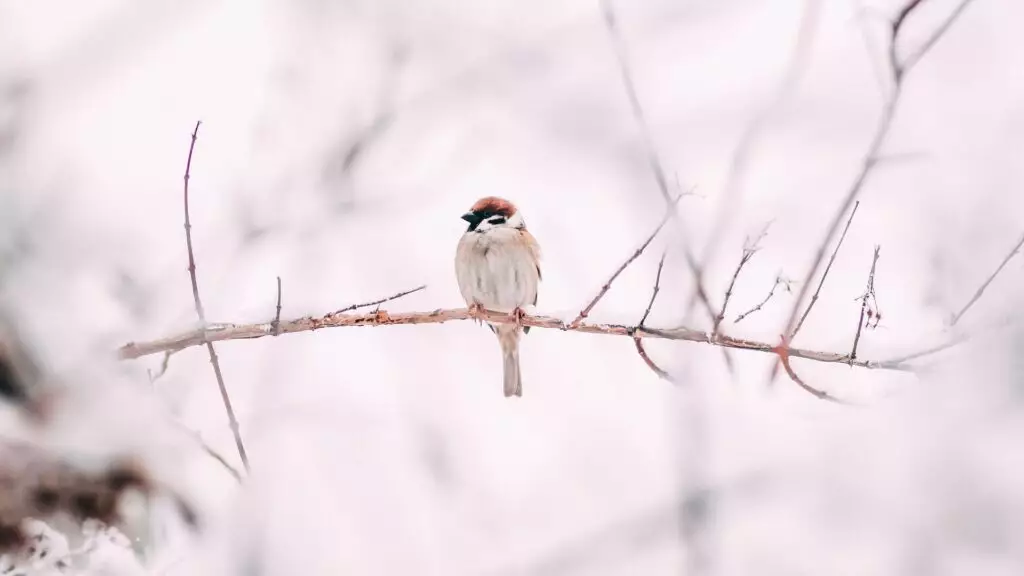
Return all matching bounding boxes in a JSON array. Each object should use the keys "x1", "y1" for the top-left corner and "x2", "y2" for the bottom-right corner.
[{"x1": 455, "y1": 197, "x2": 542, "y2": 397}]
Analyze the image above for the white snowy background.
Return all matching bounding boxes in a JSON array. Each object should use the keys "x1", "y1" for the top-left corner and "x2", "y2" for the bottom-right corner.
[{"x1": 2, "y1": 0, "x2": 1024, "y2": 574}]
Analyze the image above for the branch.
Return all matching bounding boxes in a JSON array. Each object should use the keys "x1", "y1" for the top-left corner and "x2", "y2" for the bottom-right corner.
[
  {"x1": 714, "y1": 224, "x2": 771, "y2": 334},
  {"x1": 569, "y1": 197, "x2": 680, "y2": 328},
  {"x1": 734, "y1": 275, "x2": 791, "y2": 324},
  {"x1": 850, "y1": 245, "x2": 881, "y2": 361},
  {"x1": 118, "y1": 305, "x2": 922, "y2": 372},
  {"x1": 332, "y1": 284, "x2": 426, "y2": 315},
  {"x1": 790, "y1": 200, "x2": 860, "y2": 339},
  {"x1": 181, "y1": 121, "x2": 250, "y2": 474},
  {"x1": 950, "y1": 231, "x2": 1024, "y2": 326},
  {"x1": 632, "y1": 250, "x2": 675, "y2": 382}
]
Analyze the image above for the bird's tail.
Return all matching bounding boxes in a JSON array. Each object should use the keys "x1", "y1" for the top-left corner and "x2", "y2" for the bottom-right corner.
[{"x1": 496, "y1": 326, "x2": 522, "y2": 397}]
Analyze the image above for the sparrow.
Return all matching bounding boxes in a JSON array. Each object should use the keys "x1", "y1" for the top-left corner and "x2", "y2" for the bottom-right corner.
[{"x1": 455, "y1": 197, "x2": 542, "y2": 397}]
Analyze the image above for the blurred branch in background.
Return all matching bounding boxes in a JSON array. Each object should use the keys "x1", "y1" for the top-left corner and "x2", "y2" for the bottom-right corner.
[
  {"x1": 950, "y1": 230, "x2": 1024, "y2": 326},
  {"x1": 782, "y1": 0, "x2": 978, "y2": 344}
]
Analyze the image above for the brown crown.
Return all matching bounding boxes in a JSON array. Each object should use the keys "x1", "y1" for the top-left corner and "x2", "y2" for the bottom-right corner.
[{"x1": 469, "y1": 196, "x2": 517, "y2": 217}]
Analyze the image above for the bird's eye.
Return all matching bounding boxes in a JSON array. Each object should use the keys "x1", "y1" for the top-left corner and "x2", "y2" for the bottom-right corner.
[{"x1": 489, "y1": 217, "x2": 506, "y2": 225}]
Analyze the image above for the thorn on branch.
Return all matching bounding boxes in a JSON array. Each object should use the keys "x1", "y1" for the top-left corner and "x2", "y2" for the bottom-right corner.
[{"x1": 850, "y1": 245, "x2": 881, "y2": 362}]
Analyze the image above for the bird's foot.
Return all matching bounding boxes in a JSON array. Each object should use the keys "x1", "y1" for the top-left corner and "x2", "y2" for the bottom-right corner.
[
  {"x1": 508, "y1": 307, "x2": 526, "y2": 331},
  {"x1": 468, "y1": 302, "x2": 485, "y2": 325}
]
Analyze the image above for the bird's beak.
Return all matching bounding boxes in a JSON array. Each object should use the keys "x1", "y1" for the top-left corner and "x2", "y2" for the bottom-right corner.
[{"x1": 461, "y1": 212, "x2": 479, "y2": 224}]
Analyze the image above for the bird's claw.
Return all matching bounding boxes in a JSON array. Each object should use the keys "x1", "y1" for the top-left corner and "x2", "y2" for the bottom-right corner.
[
  {"x1": 508, "y1": 307, "x2": 526, "y2": 330},
  {"x1": 468, "y1": 302, "x2": 485, "y2": 325}
]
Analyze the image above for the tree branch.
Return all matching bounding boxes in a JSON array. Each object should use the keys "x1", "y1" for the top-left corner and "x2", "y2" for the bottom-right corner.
[
  {"x1": 118, "y1": 305, "x2": 922, "y2": 372},
  {"x1": 181, "y1": 121, "x2": 250, "y2": 474},
  {"x1": 569, "y1": 197, "x2": 681, "y2": 328}
]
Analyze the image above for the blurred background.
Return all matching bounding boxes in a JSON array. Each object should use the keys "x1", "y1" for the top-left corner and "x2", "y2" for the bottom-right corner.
[{"x1": 2, "y1": 0, "x2": 1024, "y2": 574}]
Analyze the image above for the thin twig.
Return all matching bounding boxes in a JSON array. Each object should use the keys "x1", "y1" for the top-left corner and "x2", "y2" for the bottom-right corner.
[
  {"x1": 790, "y1": 201, "x2": 861, "y2": 339},
  {"x1": 332, "y1": 284, "x2": 427, "y2": 315},
  {"x1": 271, "y1": 276, "x2": 283, "y2": 336},
  {"x1": 633, "y1": 339, "x2": 672, "y2": 381},
  {"x1": 600, "y1": 0, "x2": 719, "y2": 326},
  {"x1": 950, "y1": 231, "x2": 1024, "y2": 326},
  {"x1": 168, "y1": 417, "x2": 243, "y2": 483},
  {"x1": 734, "y1": 275, "x2": 791, "y2": 324},
  {"x1": 118, "y1": 305, "x2": 924, "y2": 372},
  {"x1": 147, "y1": 351, "x2": 173, "y2": 384},
  {"x1": 633, "y1": 250, "x2": 674, "y2": 382},
  {"x1": 569, "y1": 197, "x2": 681, "y2": 328},
  {"x1": 714, "y1": 224, "x2": 771, "y2": 334},
  {"x1": 772, "y1": 335, "x2": 847, "y2": 404},
  {"x1": 638, "y1": 251, "x2": 667, "y2": 328},
  {"x1": 850, "y1": 246, "x2": 881, "y2": 361},
  {"x1": 181, "y1": 121, "x2": 250, "y2": 474}
]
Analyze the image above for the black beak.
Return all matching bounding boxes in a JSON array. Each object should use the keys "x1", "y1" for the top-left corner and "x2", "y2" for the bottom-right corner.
[{"x1": 461, "y1": 212, "x2": 480, "y2": 224}]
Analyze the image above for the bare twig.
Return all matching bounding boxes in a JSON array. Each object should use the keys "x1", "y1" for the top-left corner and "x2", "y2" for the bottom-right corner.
[
  {"x1": 734, "y1": 275, "x2": 791, "y2": 324},
  {"x1": 633, "y1": 250, "x2": 675, "y2": 382},
  {"x1": 271, "y1": 276, "x2": 282, "y2": 336},
  {"x1": 638, "y1": 251, "x2": 667, "y2": 328},
  {"x1": 147, "y1": 351, "x2": 173, "y2": 384},
  {"x1": 599, "y1": 0, "x2": 718, "y2": 325},
  {"x1": 772, "y1": 336, "x2": 846, "y2": 404},
  {"x1": 181, "y1": 121, "x2": 250, "y2": 474},
  {"x1": 791, "y1": 201, "x2": 860, "y2": 339},
  {"x1": 168, "y1": 418, "x2": 243, "y2": 483},
  {"x1": 950, "y1": 231, "x2": 1024, "y2": 326},
  {"x1": 118, "y1": 305, "x2": 923, "y2": 372},
  {"x1": 633, "y1": 339, "x2": 673, "y2": 381},
  {"x1": 569, "y1": 197, "x2": 681, "y2": 328},
  {"x1": 850, "y1": 246, "x2": 881, "y2": 361},
  {"x1": 714, "y1": 225, "x2": 771, "y2": 333},
  {"x1": 332, "y1": 284, "x2": 426, "y2": 315}
]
